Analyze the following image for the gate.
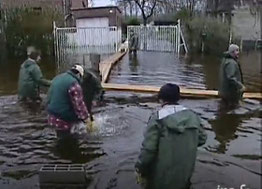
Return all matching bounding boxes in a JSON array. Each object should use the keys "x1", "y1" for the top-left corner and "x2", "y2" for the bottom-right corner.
[
  {"x1": 127, "y1": 20, "x2": 187, "y2": 53},
  {"x1": 53, "y1": 23, "x2": 122, "y2": 70}
]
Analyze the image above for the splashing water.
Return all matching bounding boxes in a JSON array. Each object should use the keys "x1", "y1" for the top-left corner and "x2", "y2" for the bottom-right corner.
[{"x1": 70, "y1": 109, "x2": 130, "y2": 137}]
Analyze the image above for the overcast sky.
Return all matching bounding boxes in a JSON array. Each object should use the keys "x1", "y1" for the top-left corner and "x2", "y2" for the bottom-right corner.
[{"x1": 93, "y1": 0, "x2": 115, "y2": 7}]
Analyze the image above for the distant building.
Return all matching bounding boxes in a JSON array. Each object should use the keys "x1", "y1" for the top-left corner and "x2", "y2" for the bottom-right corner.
[
  {"x1": 232, "y1": 4, "x2": 261, "y2": 41},
  {"x1": 206, "y1": 0, "x2": 261, "y2": 48},
  {"x1": 61, "y1": 6, "x2": 122, "y2": 52},
  {"x1": 70, "y1": 6, "x2": 122, "y2": 28}
]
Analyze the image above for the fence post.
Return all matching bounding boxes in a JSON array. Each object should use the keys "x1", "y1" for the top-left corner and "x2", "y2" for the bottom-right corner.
[
  {"x1": 177, "y1": 19, "x2": 181, "y2": 55},
  {"x1": 53, "y1": 21, "x2": 60, "y2": 67}
]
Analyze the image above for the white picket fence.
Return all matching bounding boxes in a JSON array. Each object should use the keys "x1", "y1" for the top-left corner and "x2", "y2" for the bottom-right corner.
[
  {"x1": 127, "y1": 20, "x2": 187, "y2": 53},
  {"x1": 53, "y1": 23, "x2": 122, "y2": 67}
]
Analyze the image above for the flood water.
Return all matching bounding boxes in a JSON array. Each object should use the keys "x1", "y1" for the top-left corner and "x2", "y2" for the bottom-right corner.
[
  {"x1": 0, "y1": 51, "x2": 261, "y2": 189},
  {"x1": 109, "y1": 51, "x2": 262, "y2": 92}
]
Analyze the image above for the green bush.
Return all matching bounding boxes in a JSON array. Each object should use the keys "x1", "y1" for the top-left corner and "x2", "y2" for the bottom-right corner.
[
  {"x1": 173, "y1": 8, "x2": 191, "y2": 23},
  {"x1": 125, "y1": 17, "x2": 141, "y2": 26},
  {"x1": 3, "y1": 7, "x2": 63, "y2": 57},
  {"x1": 186, "y1": 16, "x2": 230, "y2": 54}
]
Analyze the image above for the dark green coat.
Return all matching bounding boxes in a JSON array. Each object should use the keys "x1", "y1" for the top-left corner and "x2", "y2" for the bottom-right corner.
[
  {"x1": 18, "y1": 59, "x2": 51, "y2": 99},
  {"x1": 47, "y1": 71, "x2": 80, "y2": 122},
  {"x1": 82, "y1": 69, "x2": 103, "y2": 108},
  {"x1": 218, "y1": 52, "x2": 244, "y2": 102},
  {"x1": 135, "y1": 105, "x2": 207, "y2": 189},
  {"x1": 128, "y1": 33, "x2": 139, "y2": 51}
]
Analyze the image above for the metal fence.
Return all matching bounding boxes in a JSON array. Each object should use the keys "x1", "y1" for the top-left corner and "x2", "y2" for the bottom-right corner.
[
  {"x1": 53, "y1": 23, "x2": 122, "y2": 70},
  {"x1": 127, "y1": 20, "x2": 187, "y2": 53}
]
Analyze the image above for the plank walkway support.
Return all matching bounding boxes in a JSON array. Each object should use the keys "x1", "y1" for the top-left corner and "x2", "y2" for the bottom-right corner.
[
  {"x1": 101, "y1": 83, "x2": 262, "y2": 100},
  {"x1": 99, "y1": 51, "x2": 127, "y2": 83}
]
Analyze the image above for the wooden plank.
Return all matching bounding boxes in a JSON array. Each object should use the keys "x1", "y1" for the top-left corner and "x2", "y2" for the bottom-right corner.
[
  {"x1": 243, "y1": 92, "x2": 262, "y2": 99},
  {"x1": 99, "y1": 51, "x2": 127, "y2": 83},
  {"x1": 102, "y1": 83, "x2": 262, "y2": 99}
]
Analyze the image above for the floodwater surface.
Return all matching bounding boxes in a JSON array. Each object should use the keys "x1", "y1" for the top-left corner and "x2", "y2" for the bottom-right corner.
[
  {"x1": 0, "y1": 51, "x2": 261, "y2": 189},
  {"x1": 109, "y1": 51, "x2": 262, "y2": 92}
]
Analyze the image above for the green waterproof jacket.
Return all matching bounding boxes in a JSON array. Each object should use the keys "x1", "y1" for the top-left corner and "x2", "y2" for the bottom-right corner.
[
  {"x1": 81, "y1": 69, "x2": 103, "y2": 108},
  {"x1": 18, "y1": 58, "x2": 51, "y2": 99},
  {"x1": 47, "y1": 71, "x2": 81, "y2": 122},
  {"x1": 218, "y1": 52, "x2": 244, "y2": 102},
  {"x1": 135, "y1": 104, "x2": 207, "y2": 189},
  {"x1": 128, "y1": 33, "x2": 139, "y2": 51}
]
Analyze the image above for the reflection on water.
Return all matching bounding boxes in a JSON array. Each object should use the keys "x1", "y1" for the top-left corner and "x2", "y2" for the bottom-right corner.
[
  {"x1": 110, "y1": 51, "x2": 206, "y2": 89},
  {"x1": 210, "y1": 113, "x2": 242, "y2": 153}
]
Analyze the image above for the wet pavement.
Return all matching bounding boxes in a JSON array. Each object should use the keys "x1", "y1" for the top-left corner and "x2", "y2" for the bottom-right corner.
[{"x1": 0, "y1": 51, "x2": 261, "y2": 189}]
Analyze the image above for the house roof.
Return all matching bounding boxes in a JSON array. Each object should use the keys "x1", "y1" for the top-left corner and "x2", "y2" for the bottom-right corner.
[
  {"x1": 71, "y1": 6, "x2": 122, "y2": 19},
  {"x1": 71, "y1": 6, "x2": 121, "y2": 14}
]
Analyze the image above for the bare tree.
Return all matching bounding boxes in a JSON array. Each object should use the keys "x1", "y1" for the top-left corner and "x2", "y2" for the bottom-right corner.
[
  {"x1": 128, "y1": 0, "x2": 134, "y2": 16},
  {"x1": 114, "y1": 0, "x2": 142, "y2": 17},
  {"x1": 114, "y1": 0, "x2": 130, "y2": 17},
  {"x1": 134, "y1": 0, "x2": 157, "y2": 25}
]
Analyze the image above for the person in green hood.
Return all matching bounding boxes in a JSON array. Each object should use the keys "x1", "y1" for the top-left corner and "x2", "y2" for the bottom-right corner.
[
  {"x1": 47, "y1": 65, "x2": 89, "y2": 138},
  {"x1": 219, "y1": 44, "x2": 245, "y2": 108},
  {"x1": 135, "y1": 83, "x2": 207, "y2": 189},
  {"x1": 18, "y1": 47, "x2": 51, "y2": 102},
  {"x1": 82, "y1": 68, "x2": 103, "y2": 122},
  {"x1": 128, "y1": 30, "x2": 139, "y2": 56}
]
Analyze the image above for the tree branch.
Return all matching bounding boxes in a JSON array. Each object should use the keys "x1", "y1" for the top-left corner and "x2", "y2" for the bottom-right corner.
[{"x1": 146, "y1": 0, "x2": 157, "y2": 19}]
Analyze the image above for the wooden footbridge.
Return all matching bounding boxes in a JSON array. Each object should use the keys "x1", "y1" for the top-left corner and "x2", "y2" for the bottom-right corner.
[{"x1": 99, "y1": 52, "x2": 262, "y2": 100}]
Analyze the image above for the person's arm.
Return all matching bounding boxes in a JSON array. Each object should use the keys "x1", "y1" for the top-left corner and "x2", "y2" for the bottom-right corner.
[
  {"x1": 198, "y1": 124, "x2": 207, "y2": 147},
  {"x1": 46, "y1": 86, "x2": 52, "y2": 105},
  {"x1": 31, "y1": 64, "x2": 51, "y2": 87},
  {"x1": 225, "y1": 62, "x2": 244, "y2": 90},
  {"x1": 196, "y1": 116, "x2": 207, "y2": 147},
  {"x1": 134, "y1": 35, "x2": 139, "y2": 48},
  {"x1": 135, "y1": 114, "x2": 160, "y2": 176},
  {"x1": 93, "y1": 76, "x2": 103, "y2": 101},
  {"x1": 68, "y1": 82, "x2": 88, "y2": 121}
]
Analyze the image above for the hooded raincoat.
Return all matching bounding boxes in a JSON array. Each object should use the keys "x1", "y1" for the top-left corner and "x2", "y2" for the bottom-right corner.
[
  {"x1": 128, "y1": 33, "x2": 139, "y2": 52},
  {"x1": 82, "y1": 69, "x2": 103, "y2": 108},
  {"x1": 18, "y1": 58, "x2": 51, "y2": 100},
  {"x1": 218, "y1": 52, "x2": 244, "y2": 103},
  {"x1": 81, "y1": 68, "x2": 103, "y2": 121},
  {"x1": 135, "y1": 104, "x2": 207, "y2": 189}
]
